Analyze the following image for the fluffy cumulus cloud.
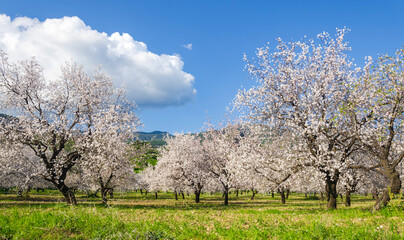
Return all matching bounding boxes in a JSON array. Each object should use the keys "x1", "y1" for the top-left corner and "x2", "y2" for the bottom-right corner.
[{"x1": 0, "y1": 14, "x2": 196, "y2": 107}]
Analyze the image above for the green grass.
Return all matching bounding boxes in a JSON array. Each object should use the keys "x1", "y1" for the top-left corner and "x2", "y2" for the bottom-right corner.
[{"x1": 0, "y1": 190, "x2": 403, "y2": 239}]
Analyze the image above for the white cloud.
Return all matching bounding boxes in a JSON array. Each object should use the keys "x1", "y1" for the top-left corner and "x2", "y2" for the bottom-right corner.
[
  {"x1": 0, "y1": 14, "x2": 196, "y2": 108},
  {"x1": 183, "y1": 43, "x2": 192, "y2": 50}
]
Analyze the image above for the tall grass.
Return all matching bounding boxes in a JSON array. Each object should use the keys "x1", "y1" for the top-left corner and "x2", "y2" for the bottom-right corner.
[{"x1": 0, "y1": 191, "x2": 403, "y2": 239}]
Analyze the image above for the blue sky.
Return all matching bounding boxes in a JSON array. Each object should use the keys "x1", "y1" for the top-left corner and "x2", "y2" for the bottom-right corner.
[{"x1": 1, "y1": 0, "x2": 404, "y2": 133}]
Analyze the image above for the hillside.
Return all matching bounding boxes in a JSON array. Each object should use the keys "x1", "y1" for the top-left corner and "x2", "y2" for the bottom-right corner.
[
  {"x1": 134, "y1": 131, "x2": 171, "y2": 141},
  {"x1": 134, "y1": 131, "x2": 172, "y2": 148}
]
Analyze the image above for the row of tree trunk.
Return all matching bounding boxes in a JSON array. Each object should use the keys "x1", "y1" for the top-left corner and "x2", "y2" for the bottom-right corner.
[{"x1": 46, "y1": 184, "x2": 399, "y2": 210}]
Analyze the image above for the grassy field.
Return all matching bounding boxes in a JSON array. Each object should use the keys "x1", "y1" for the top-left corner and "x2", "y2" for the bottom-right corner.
[{"x1": 0, "y1": 190, "x2": 403, "y2": 239}]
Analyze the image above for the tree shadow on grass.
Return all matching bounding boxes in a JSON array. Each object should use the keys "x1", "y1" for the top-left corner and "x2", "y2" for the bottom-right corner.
[
  {"x1": 0, "y1": 196, "x2": 64, "y2": 202},
  {"x1": 0, "y1": 193, "x2": 377, "y2": 214}
]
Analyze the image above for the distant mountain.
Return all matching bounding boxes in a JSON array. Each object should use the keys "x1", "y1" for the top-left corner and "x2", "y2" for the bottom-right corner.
[
  {"x1": 134, "y1": 131, "x2": 172, "y2": 148},
  {"x1": 135, "y1": 131, "x2": 171, "y2": 141}
]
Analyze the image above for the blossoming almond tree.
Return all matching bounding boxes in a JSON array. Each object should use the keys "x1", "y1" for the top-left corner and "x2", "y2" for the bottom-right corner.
[
  {"x1": 0, "y1": 143, "x2": 50, "y2": 194},
  {"x1": 238, "y1": 125, "x2": 309, "y2": 204},
  {"x1": 201, "y1": 123, "x2": 242, "y2": 205},
  {"x1": 78, "y1": 102, "x2": 140, "y2": 205},
  {"x1": 0, "y1": 50, "x2": 139, "y2": 204},
  {"x1": 349, "y1": 49, "x2": 404, "y2": 210},
  {"x1": 155, "y1": 133, "x2": 210, "y2": 202},
  {"x1": 235, "y1": 29, "x2": 358, "y2": 209}
]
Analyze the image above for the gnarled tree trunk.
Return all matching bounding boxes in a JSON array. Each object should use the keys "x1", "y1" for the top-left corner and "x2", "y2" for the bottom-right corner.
[
  {"x1": 325, "y1": 174, "x2": 339, "y2": 209},
  {"x1": 251, "y1": 189, "x2": 258, "y2": 200},
  {"x1": 373, "y1": 168, "x2": 401, "y2": 211},
  {"x1": 58, "y1": 182, "x2": 77, "y2": 205},
  {"x1": 101, "y1": 187, "x2": 109, "y2": 205},
  {"x1": 373, "y1": 189, "x2": 390, "y2": 212},
  {"x1": 388, "y1": 168, "x2": 402, "y2": 194}
]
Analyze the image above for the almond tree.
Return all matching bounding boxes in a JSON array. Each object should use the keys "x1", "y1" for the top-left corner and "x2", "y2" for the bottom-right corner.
[
  {"x1": 235, "y1": 29, "x2": 358, "y2": 209},
  {"x1": 0, "y1": 50, "x2": 139, "y2": 204},
  {"x1": 135, "y1": 168, "x2": 152, "y2": 195},
  {"x1": 0, "y1": 144, "x2": 51, "y2": 195},
  {"x1": 201, "y1": 124, "x2": 242, "y2": 205},
  {"x1": 238, "y1": 125, "x2": 308, "y2": 204},
  {"x1": 291, "y1": 168, "x2": 325, "y2": 199},
  {"x1": 349, "y1": 49, "x2": 404, "y2": 210},
  {"x1": 156, "y1": 133, "x2": 210, "y2": 203},
  {"x1": 338, "y1": 169, "x2": 364, "y2": 207},
  {"x1": 78, "y1": 102, "x2": 139, "y2": 205}
]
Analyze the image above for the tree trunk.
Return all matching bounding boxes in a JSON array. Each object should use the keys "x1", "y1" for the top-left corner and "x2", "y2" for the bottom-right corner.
[
  {"x1": 236, "y1": 190, "x2": 239, "y2": 197},
  {"x1": 304, "y1": 193, "x2": 307, "y2": 198},
  {"x1": 155, "y1": 192, "x2": 158, "y2": 199},
  {"x1": 371, "y1": 166, "x2": 401, "y2": 212},
  {"x1": 325, "y1": 176, "x2": 338, "y2": 209},
  {"x1": 388, "y1": 168, "x2": 402, "y2": 194},
  {"x1": 140, "y1": 189, "x2": 143, "y2": 195},
  {"x1": 345, "y1": 190, "x2": 351, "y2": 207},
  {"x1": 280, "y1": 190, "x2": 286, "y2": 204},
  {"x1": 286, "y1": 189, "x2": 290, "y2": 199},
  {"x1": 339, "y1": 193, "x2": 343, "y2": 202},
  {"x1": 24, "y1": 187, "x2": 31, "y2": 198},
  {"x1": 371, "y1": 163, "x2": 402, "y2": 211},
  {"x1": 373, "y1": 189, "x2": 390, "y2": 212},
  {"x1": 224, "y1": 189, "x2": 229, "y2": 205},
  {"x1": 181, "y1": 192, "x2": 185, "y2": 199},
  {"x1": 251, "y1": 189, "x2": 257, "y2": 200},
  {"x1": 101, "y1": 188, "x2": 108, "y2": 205},
  {"x1": 271, "y1": 191, "x2": 274, "y2": 198},
  {"x1": 195, "y1": 190, "x2": 201, "y2": 203},
  {"x1": 58, "y1": 183, "x2": 77, "y2": 205},
  {"x1": 320, "y1": 192, "x2": 324, "y2": 201},
  {"x1": 174, "y1": 191, "x2": 178, "y2": 200}
]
